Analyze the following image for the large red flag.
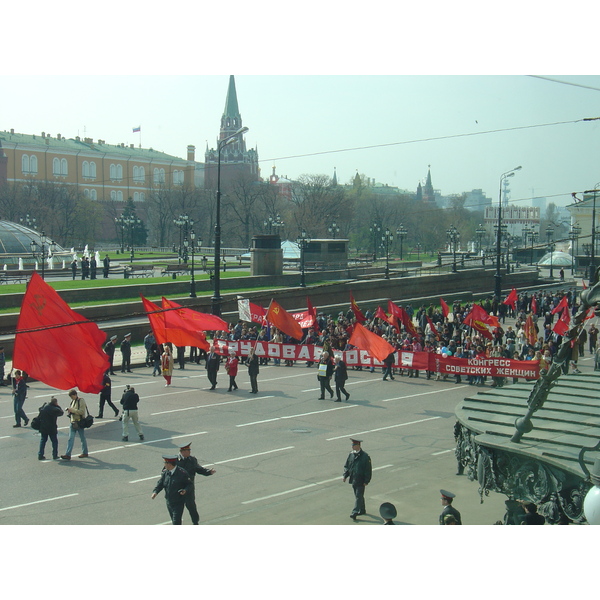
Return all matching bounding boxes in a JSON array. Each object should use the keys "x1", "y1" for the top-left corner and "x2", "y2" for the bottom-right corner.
[
  {"x1": 530, "y1": 296, "x2": 538, "y2": 315},
  {"x1": 374, "y1": 306, "x2": 391, "y2": 324},
  {"x1": 440, "y1": 298, "x2": 450, "y2": 318},
  {"x1": 266, "y1": 299, "x2": 303, "y2": 340},
  {"x1": 162, "y1": 297, "x2": 228, "y2": 332},
  {"x1": 141, "y1": 295, "x2": 167, "y2": 343},
  {"x1": 425, "y1": 315, "x2": 440, "y2": 339},
  {"x1": 307, "y1": 296, "x2": 319, "y2": 333},
  {"x1": 13, "y1": 272, "x2": 109, "y2": 393},
  {"x1": 160, "y1": 298, "x2": 210, "y2": 350},
  {"x1": 388, "y1": 300, "x2": 418, "y2": 337},
  {"x1": 463, "y1": 304, "x2": 497, "y2": 340},
  {"x1": 348, "y1": 322, "x2": 395, "y2": 362},
  {"x1": 349, "y1": 292, "x2": 366, "y2": 323},
  {"x1": 523, "y1": 314, "x2": 537, "y2": 345},
  {"x1": 553, "y1": 308, "x2": 570, "y2": 336},
  {"x1": 503, "y1": 288, "x2": 518, "y2": 310},
  {"x1": 551, "y1": 295, "x2": 569, "y2": 315}
]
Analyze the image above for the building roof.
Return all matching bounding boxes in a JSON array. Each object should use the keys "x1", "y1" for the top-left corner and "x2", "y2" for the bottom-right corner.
[
  {"x1": 0, "y1": 130, "x2": 187, "y2": 163},
  {"x1": 223, "y1": 75, "x2": 240, "y2": 119}
]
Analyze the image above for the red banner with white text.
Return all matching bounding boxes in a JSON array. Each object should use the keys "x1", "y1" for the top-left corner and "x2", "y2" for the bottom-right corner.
[{"x1": 213, "y1": 340, "x2": 539, "y2": 379}]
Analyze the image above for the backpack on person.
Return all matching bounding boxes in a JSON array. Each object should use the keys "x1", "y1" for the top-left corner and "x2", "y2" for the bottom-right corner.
[{"x1": 30, "y1": 403, "x2": 46, "y2": 431}]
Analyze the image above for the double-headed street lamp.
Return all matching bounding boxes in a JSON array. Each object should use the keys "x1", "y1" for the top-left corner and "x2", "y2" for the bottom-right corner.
[
  {"x1": 495, "y1": 166, "x2": 522, "y2": 300},
  {"x1": 328, "y1": 221, "x2": 340, "y2": 239},
  {"x1": 212, "y1": 126, "x2": 249, "y2": 317},
  {"x1": 369, "y1": 223, "x2": 381, "y2": 260},
  {"x1": 569, "y1": 223, "x2": 581, "y2": 275},
  {"x1": 476, "y1": 223, "x2": 486, "y2": 255},
  {"x1": 446, "y1": 225, "x2": 460, "y2": 273},
  {"x1": 297, "y1": 229, "x2": 311, "y2": 287},
  {"x1": 382, "y1": 228, "x2": 393, "y2": 279},
  {"x1": 264, "y1": 214, "x2": 284, "y2": 235},
  {"x1": 174, "y1": 214, "x2": 193, "y2": 264},
  {"x1": 396, "y1": 224, "x2": 407, "y2": 260},
  {"x1": 30, "y1": 231, "x2": 56, "y2": 280},
  {"x1": 546, "y1": 223, "x2": 555, "y2": 278}
]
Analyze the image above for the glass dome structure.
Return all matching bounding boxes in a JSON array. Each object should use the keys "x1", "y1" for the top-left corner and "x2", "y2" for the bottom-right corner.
[{"x1": 0, "y1": 221, "x2": 66, "y2": 266}]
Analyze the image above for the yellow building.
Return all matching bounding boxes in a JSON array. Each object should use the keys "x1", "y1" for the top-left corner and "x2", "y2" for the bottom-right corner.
[{"x1": 0, "y1": 129, "x2": 201, "y2": 203}]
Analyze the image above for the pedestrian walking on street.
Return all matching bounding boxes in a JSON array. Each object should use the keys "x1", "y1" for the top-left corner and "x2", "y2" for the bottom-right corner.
[
  {"x1": 247, "y1": 347, "x2": 259, "y2": 393},
  {"x1": 343, "y1": 438, "x2": 372, "y2": 520},
  {"x1": 61, "y1": 389, "x2": 89, "y2": 460},
  {"x1": 96, "y1": 373, "x2": 119, "y2": 418},
  {"x1": 151, "y1": 455, "x2": 192, "y2": 525},
  {"x1": 161, "y1": 342, "x2": 174, "y2": 386},
  {"x1": 120, "y1": 385, "x2": 144, "y2": 441},
  {"x1": 206, "y1": 345, "x2": 220, "y2": 390},
  {"x1": 37, "y1": 396, "x2": 64, "y2": 460},
  {"x1": 176, "y1": 442, "x2": 216, "y2": 525},
  {"x1": 334, "y1": 356, "x2": 350, "y2": 401},
  {"x1": 317, "y1": 351, "x2": 334, "y2": 399},
  {"x1": 12, "y1": 369, "x2": 29, "y2": 427},
  {"x1": 226, "y1": 349, "x2": 239, "y2": 391},
  {"x1": 439, "y1": 490, "x2": 462, "y2": 525}
]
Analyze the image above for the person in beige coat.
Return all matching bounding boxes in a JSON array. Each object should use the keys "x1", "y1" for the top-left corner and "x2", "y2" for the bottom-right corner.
[{"x1": 61, "y1": 389, "x2": 89, "y2": 460}]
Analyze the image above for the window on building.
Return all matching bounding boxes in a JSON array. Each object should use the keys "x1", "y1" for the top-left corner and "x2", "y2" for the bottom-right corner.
[
  {"x1": 83, "y1": 189, "x2": 90, "y2": 198},
  {"x1": 154, "y1": 168, "x2": 166, "y2": 184},
  {"x1": 117, "y1": 191, "x2": 123, "y2": 202},
  {"x1": 82, "y1": 161, "x2": 90, "y2": 177},
  {"x1": 61, "y1": 158, "x2": 68, "y2": 176},
  {"x1": 53, "y1": 158, "x2": 61, "y2": 176},
  {"x1": 21, "y1": 155, "x2": 30, "y2": 173},
  {"x1": 110, "y1": 190, "x2": 117, "y2": 201},
  {"x1": 90, "y1": 162, "x2": 96, "y2": 178},
  {"x1": 116, "y1": 164, "x2": 123, "y2": 180},
  {"x1": 139, "y1": 192, "x2": 145, "y2": 202},
  {"x1": 90, "y1": 189, "x2": 97, "y2": 200},
  {"x1": 30, "y1": 155, "x2": 38, "y2": 173},
  {"x1": 173, "y1": 170, "x2": 185, "y2": 185}
]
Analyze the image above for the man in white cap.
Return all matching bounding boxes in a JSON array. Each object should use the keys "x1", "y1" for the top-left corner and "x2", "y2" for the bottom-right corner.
[
  {"x1": 177, "y1": 442, "x2": 216, "y2": 525},
  {"x1": 439, "y1": 489, "x2": 462, "y2": 524},
  {"x1": 343, "y1": 438, "x2": 372, "y2": 520}
]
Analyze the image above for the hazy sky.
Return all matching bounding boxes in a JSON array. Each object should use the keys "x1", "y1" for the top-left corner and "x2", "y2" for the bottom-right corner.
[{"x1": 4, "y1": 74, "x2": 599, "y2": 209}]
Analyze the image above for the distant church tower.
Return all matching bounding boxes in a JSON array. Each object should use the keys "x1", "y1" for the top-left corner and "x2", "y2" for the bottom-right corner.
[
  {"x1": 204, "y1": 75, "x2": 260, "y2": 190},
  {"x1": 416, "y1": 166, "x2": 435, "y2": 203}
]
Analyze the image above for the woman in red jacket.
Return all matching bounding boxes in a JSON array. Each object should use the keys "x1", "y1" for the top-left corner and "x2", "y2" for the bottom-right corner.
[{"x1": 226, "y1": 349, "x2": 239, "y2": 392}]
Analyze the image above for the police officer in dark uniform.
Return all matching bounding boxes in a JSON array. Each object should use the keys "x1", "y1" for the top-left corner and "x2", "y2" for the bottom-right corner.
[
  {"x1": 176, "y1": 442, "x2": 216, "y2": 525},
  {"x1": 104, "y1": 335, "x2": 117, "y2": 375},
  {"x1": 439, "y1": 489, "x2": 462, "y2": 524},
  {"x1": 120, "y1": 333, "x2": 132, "y2": 373},
  {"x1": 379, "y1": 502, "x2": 397, "y2": 525},
  {"x1": 151, "y1": 455, "x2": 192, "y2": 525},
  {"x1": 343, "y1": 438, "x2": 372, "y2": 520}
]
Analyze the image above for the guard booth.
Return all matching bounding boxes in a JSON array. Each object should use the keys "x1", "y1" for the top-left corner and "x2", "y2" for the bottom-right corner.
[{"x1": 251, "y1": 234, "x2": 283, "y2": 276}]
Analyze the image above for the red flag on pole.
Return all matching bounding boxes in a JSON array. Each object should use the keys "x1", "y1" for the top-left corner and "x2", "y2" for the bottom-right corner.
[
  {"x1": 425, "y1": 315, "x2": 440, "y2": 339},
  {"x1": 503, "y1": 288, "x2": 518, "y2": 310},
  {"x1": 462, "y1": 304, "x2": 497, "y2": 340},
  {"x1": 523, "y1": 314, "x2": 538, "y2": 345},
  {"x1": 440, "y1": 298, "x2": 449, "y2": 318},
  {"x1": 530, "y1": 295, "x2": 538, "y2": 316},
  {"x1": 551, "y1": 295, "x2": 569, "y2": 315},
  {"x1": 266, "y1": 299, "x2": 303, "y2": 340},
  {"x1": 162, "y1": 297, "x2": 228, "y2": 332},
  {"x1": 141, "y1": 295, "x2": 167, "y2": 343},
  {"x1": 348, "y1": 322, "x2": 395, "y2": 362},
  {"x1": 388, "y1": 300, "x2": 418, "y2": 337},
  {"x1": 307, "y1": 296, "x2": 319, "y2": 333},
  {"x1": 349, "y1": 292, "x2": 366, "y2": 323},
  {"x1": 160, "y1": 298, "x2": 210, "y2": 349},
  {"x1": 13, "y1": 272, "x2": 109, "y2": 393},
  {"x1": 552, "y1": 308, "x2": 571, "y2": 336}
]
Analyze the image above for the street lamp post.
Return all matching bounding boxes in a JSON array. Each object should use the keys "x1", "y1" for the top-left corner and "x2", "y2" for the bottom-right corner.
[
  {"x1": 369, "y1": 223, "x2": 381, "y2": 261},
  {"x1": 186, "y1": 230, "x2": 201, "y2": 298},
  {"x1": 115, "y1": 216, "x2": 125, "y2": 253},
  {"x1": 446, "y1": 225, "x2": 460, "y2": 273},
  {"x1": 546, "y1": 223, "x2": 555, "y2": 279},
  {"x1": 569, "y1": 223, "x2": 581, "y2": 276},
  {"x1": 297, "y1": 229, "x2": 311, "y2": 287},
  {"x1": 416, "y1": 243, "x2": 422, "y2": 260},
  {"x1": 174, "y1": 215, "x2": 192, "y2": 264},
  {"x1": 476, "y1": 223, "x2": 486, "y2": 256},
  {"x1": 396, "y1": 224, "x2": 407, "y2": 260},
  {"x1": 495, "y1": 166, "x2": 522, "y2": 300},
  {"x1": 212, "y1": 126, "x2": 249, "y2": 316},
  {"x1": 328, "y1": 221, "x2": 340, "y2": 239},
  {"x1": 382, "y1": 228, "x2": 393, "y2": 279},
  {"x1": 584, "y1": 187, "x2": 600, "y2": 282},
  {"x1": 264, "y1": 214, "x2": 284, "y2": 235},
  {"x1": 30, "y1": 231, "x2": 55, "y2": 280}
]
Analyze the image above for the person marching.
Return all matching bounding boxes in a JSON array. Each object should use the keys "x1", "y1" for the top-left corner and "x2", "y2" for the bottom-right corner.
[
  {"x1": 439, "y1": 489, "x2": 462, "y2": 524},
  {"x1": 342, "y1": 438, "x2": 372, "y2": 520},
  {"x1": 37, "y1": 396, "x2": 64, "y2": 460},
  {"x1": 151, "y1": 455, "x2": 192, "y2": 525},
  {"x1": 12, "y1": 369, "x2": 29, "y2": 427},
  {"x1": 317, "y1": 351, "x2": 334, "y2": 399},
  {"x1": 225, "y1": 349, "x2": 239, "y2": 392},
  {"x1": 206, "y1": 345, "x2": 220, "y2": 390},
  {"x1": 247, "y1": 346, "x2": 259, "y2": 393},
  {"x1": 333, "y1": 355, "x2": 350, "y2": 402},
  {"x1": 120, "y1": 333, "x2": 132, "y2": 373},
  {"x1": 96, "y1": 373, "x2": 119, "y2": 418},
  {"x1": 161, "y1": 342, "x2": 174, "y2": 387},
  {"x1": 176, "y1": 442, "x2": 216, "y2": 525}
]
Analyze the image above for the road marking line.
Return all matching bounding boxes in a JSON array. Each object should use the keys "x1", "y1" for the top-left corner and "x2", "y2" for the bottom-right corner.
[
  {"x1": 151, "y1": 396, "x2": 274, "y2": 416},
  {"x1": 242, "y1": 465, "x2": 393, "y2": 504},
  {"x1": 432, "y1": 448, "x2": 455, "y2": 456},
  {"x1": 237, "y1": 404, "x2": 356, "y2": 427},
  {"x1": 130, "y1": 446, "x2": 295, "y2": 483},
  {"x1": 86, "y1": 431, "x2": 208, "y2": 456},
  {"x1": 382, "y1": 387, "x2": 466, "y2": 402},
  {"x1": 326, "y1": 416, "x2": 441, "y2": 441},
  {"x1": 0, "y1": 493, "x2": 79, "y2": 512}
]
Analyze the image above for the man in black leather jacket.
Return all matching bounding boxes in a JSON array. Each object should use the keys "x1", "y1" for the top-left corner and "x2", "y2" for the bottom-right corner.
[
  {"x1": 151, "y1": 456, "x2": 192, "y2": 525},
  {"x1": 343, "y1": 438, "x2": 372, "y2": 520}
]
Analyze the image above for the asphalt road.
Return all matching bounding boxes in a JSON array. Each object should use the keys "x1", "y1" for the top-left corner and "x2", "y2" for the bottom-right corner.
[{"x1": 0, "y1": 356, "x2": 539, "y2": 526}]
